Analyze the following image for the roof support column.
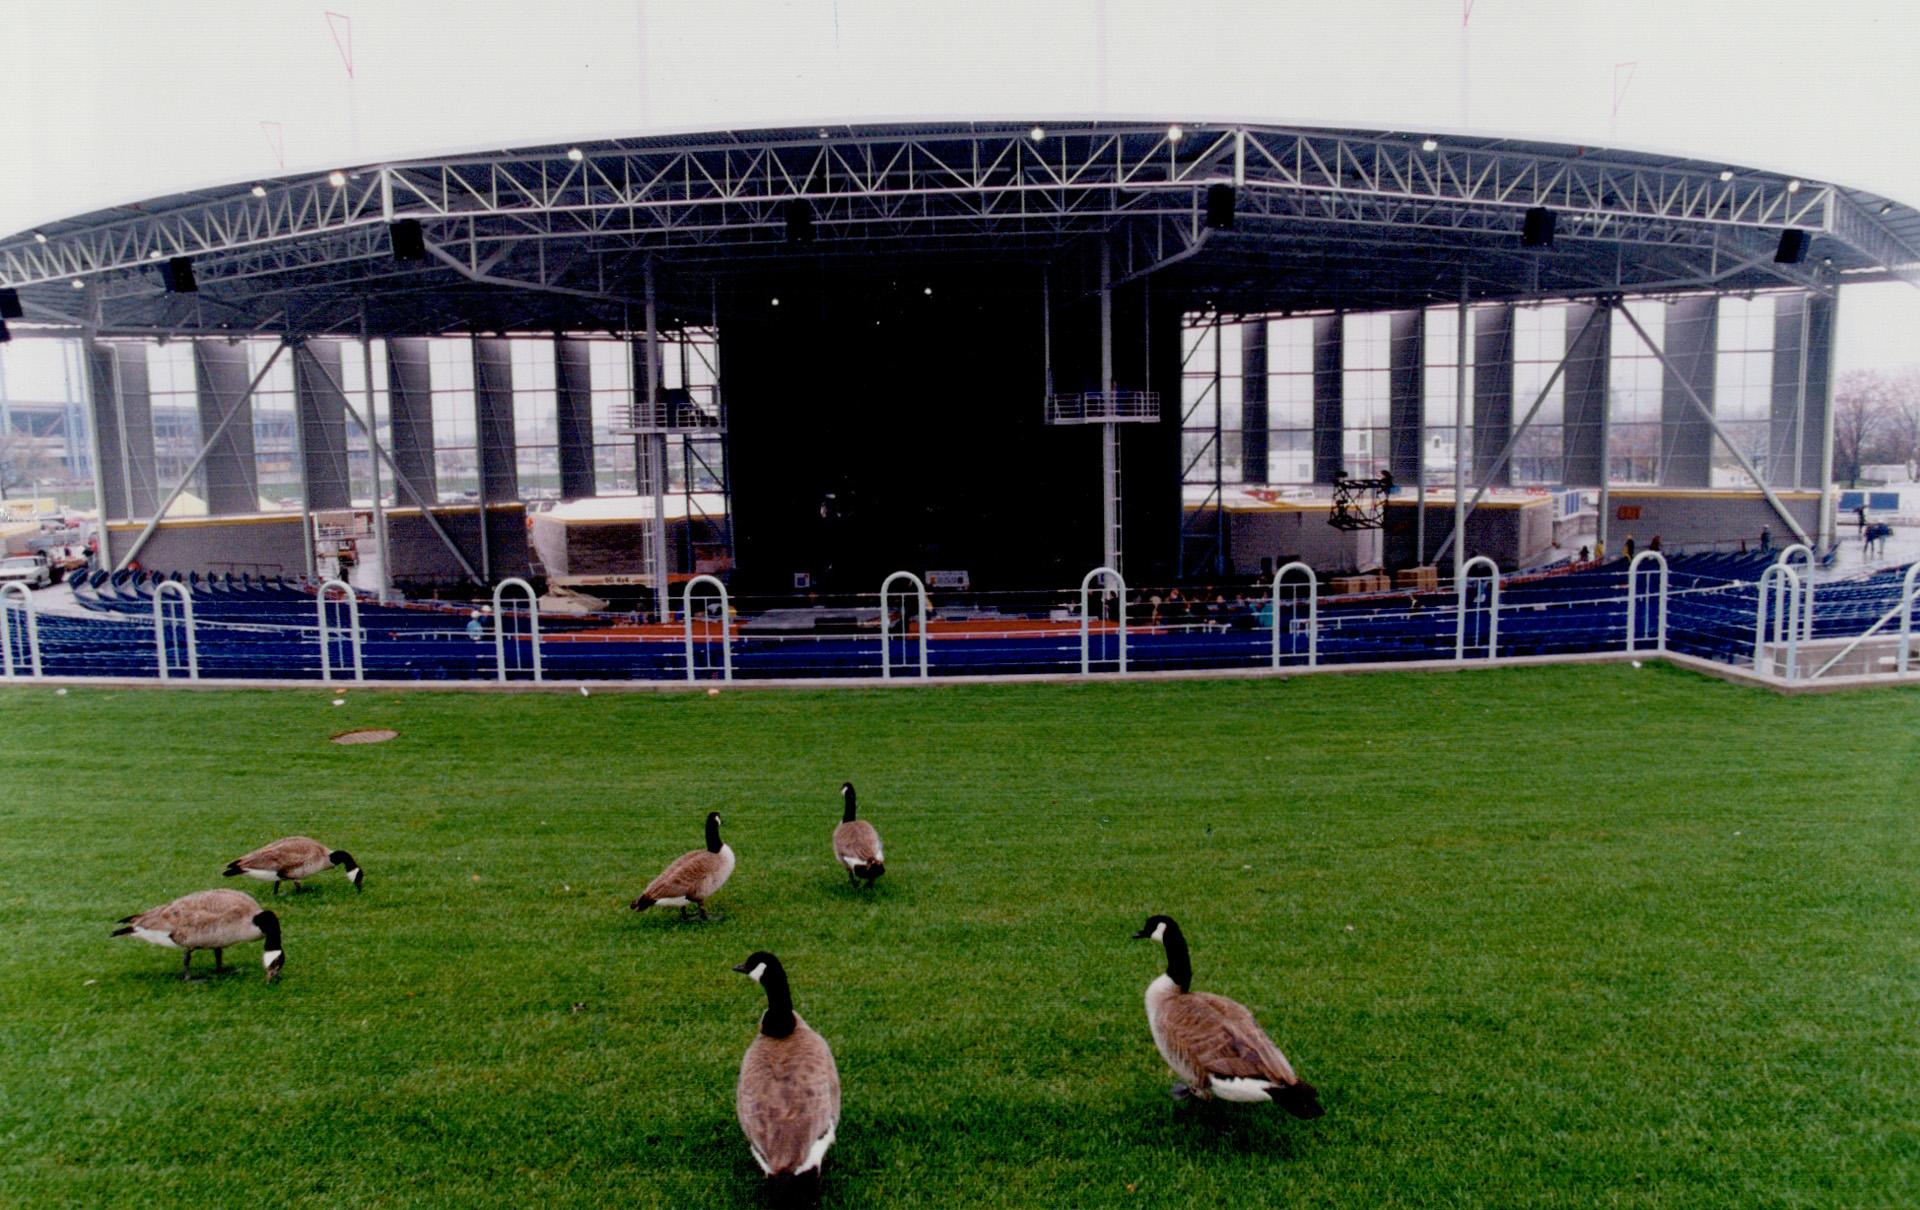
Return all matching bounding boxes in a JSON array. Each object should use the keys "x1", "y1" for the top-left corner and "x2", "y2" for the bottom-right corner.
[
  {"x1": 1657, "y1": 296, "x2": 1717, "y2": 488},
  {"x1": 1812, "y1": 291, "x2": 1839, "y2": 548},
  {"x1": 77, "y1": 332, "x2": 115, "y2": 569},
  {"x1": 554, "y1": 337, "x2": 596, "y2": 500},
  {"x1": 385, "y1": 338, "x2": 437, "y2": 503},
  {"x1": 645, "y1": 259, "x2": 671, "y2": 621},
  {"x1": 1388, "y1": 310, "x2": 1423, "y2": 564},
  {"x1": 1099, "y1": 242, "x2": 1120, "y2": 574},
  {"x1": 191, "y1": 340, "x2": 260, "y2": 516},
  {"x1": 1311, "y1": 315, "x2": 1343, "y2": 485},
  {"x1": 1453, "y1": 277, "x2": 1468, "y2": 586}
]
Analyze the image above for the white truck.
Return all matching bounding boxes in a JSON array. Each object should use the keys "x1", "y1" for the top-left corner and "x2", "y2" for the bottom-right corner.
[{"x1": 0, "y1": 553, "x2": 53, "y2": 590}]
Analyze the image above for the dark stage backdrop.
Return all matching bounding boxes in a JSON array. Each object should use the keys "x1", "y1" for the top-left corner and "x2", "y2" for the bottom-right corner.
[{"x1": 719, "y1": 267, "x2": 1179, "y2": 597}]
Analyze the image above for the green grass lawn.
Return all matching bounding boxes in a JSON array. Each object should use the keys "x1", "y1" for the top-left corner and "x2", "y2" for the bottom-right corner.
[{"x1": 2, "y1": 664, "x2": 1918, "y2": 1207}]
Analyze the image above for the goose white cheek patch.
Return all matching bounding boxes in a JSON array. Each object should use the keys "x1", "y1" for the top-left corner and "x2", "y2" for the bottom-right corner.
[
  {"x1": 1150, "y1": 922, "x2": 1167, "y2": 943},
  {"x1": 747, "y1": 963, "x2": 767, "y2": 983},
  {"x1": 262, "y1": 949, "x2": 283, "y2": 970}
]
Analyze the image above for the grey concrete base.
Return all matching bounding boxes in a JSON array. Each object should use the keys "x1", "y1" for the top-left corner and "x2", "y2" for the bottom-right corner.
[{"x1": 10, "y1": 646, "x2": 1917, "y2": 697}]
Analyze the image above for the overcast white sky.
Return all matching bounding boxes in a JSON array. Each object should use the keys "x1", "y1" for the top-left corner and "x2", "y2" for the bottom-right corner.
[{"x1": 4, "y1": 0, "x2": 1917, "y2": 368}]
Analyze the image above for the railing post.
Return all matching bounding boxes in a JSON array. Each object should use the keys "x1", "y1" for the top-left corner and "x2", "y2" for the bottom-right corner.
[
  {"x1": 1776, "y1": 544, "x2": 1815, "y2": 644},
  {"x1": 879, "y1": 571, "x2": 931, "y2": 680},
  {"x1": 1078, "y1": 566, "x2": 1128, "y2": 674},
  {"x1": 1454, "y1": 556, "x2": 1501, "y2": 661},
  {"x1": 1269, "y1": 561, "x2": 1318, "y2": 668},
  {"x1": 153, "y1": 580, "x2": 198, "y2": 681},
  {"x1": 1754, "y1": 564, "x2": 1801, "y2": 679},
  {"x1": 491, "y1": 577, "x2": 543, "y2": 682},
  {"x1": 316, "y1": 578, "x2": 363, "y2": 683},
  {"x1": 1903, "y1": 563, "x2": 1920, "y2": 675},
  {"x1": 682, "y1": 574, "x2": 733, "y2": 681},
  {"x1": 1625, "y1": 550, "x2": 1669, "y2": 654},
  {"x1": 0, "y1": 582, "x2": 41, "y2": 679}
]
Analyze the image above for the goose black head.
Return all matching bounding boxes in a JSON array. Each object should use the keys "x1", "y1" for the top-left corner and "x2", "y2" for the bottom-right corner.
[
  {"x1": 840, "y1": 781, "x2": 856, "y2": 823},
  {"x1": 254, "y1": 910, "x2": 284, "y2": 982},
  {"x1": 732, "y1": 950, "x2": 795, "y2": 1036},
  {"x1": 1133, "y1": 914, "x2": 1190, "y2": 991},
  {"x1": 704, "y1": 811, "x2": 724, "y2": 854},
  {"x1": 1133, "y1": 914, "x2": 1180, "y2": 943},
  {"x1": 731, "y1": 950, "x2": 782, "y2": 982},
  {"x1": 330, "y1": 850, "x2": 364, "y2": 891}
]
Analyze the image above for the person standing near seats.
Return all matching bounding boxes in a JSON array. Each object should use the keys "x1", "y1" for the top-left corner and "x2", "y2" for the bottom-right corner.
[
  {"x1": 1622, "y1": 535, "x2": 1636, "y2": 560},
  {"x1": 1858, "y1": 504, "x2": 1869, "y2": 534},
  {"x1": 1760, "y1": 525, "x2": 1773, "y2": 554},
  {"x1": 1648, "y1": 534, "x2": 1662, "y2": 554}
]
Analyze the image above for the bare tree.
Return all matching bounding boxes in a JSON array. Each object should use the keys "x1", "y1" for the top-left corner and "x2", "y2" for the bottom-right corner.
[
  {"x1": 1832, "y1": 370, "x2": 1894, "y2": 486},
  {"x1": 1863, "y1": 366, "x2": 1920, "y2": 472}
]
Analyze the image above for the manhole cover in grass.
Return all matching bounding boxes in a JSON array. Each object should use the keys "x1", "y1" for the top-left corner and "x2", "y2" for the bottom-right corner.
[{"x1": 332, "y1": 728, "x2": 399, "y2": 745}]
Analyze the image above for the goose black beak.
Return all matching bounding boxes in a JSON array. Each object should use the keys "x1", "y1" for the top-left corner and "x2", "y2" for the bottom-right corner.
[
  {"x1": 730, "y1": 961, "x2": 753, "y2": 975},
  {"x1": 1131, "y1": 928, "x2": 1152, "y2": 939}
]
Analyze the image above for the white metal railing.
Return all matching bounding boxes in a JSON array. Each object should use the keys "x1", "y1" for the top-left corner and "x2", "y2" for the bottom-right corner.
[
  {"x1": 1079, "y1": 566, "x2": 1128, "y2": 674},
  {"x1": 1270, "y1": 561, "x2": 1318, "y2": 668},
  {"x1": 492, "y1": 577, "x2": 543, "y2": 683},
  {"x1": 1044, "y1": 391, "x2": 1162, "y2": 425},
  {"x1": 1903, "y1": 563, "x2": 1920, "y2": 676},
  {"x1": 1754, "y1": 564, "x2": 1802, "y2": 679},
  {"x1": 1801, "y1": 560, "x2": 1920, "y2": 680},
  {"x1": 316, "y1": 578, "x2": 363, "y2": 683},
  {"x1": 153, "y1": 580, "x2": 198, "y2": 680},
  {"x1": 1775, "y1": 544, "x2": 1815, "y2": 643},
  {"x1": 682, "y1": 574, "x2": 733, "y2": 681},
  {"x1": 1625, "y1": 550, "x2": 1669, "y2": 653},
  {"x1": 1455, "y1": 556, "x2": 1501, "y2": 661},
  {"x1": 0, "y1": 582, "x2": 40, "y2": 679},
  {"x1": 879, "y1": 571, "x2": 930, "y2": 680}
]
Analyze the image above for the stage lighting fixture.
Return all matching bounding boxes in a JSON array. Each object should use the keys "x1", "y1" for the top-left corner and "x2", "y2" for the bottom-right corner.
[
  {"x1": 1718, "y1": 170, "x2": 1733, "y2": 182},
  {"x1": 566, "y1": 147, "x2": 583, "y2": 162},
  {"x1": 1167, "y1": 124, "x2": 1184, "y2": 143},
  {"x1": 1029, "y1": 125, "x2": 1045, "y2": 141},
  {"x1": 161, "y1": 256, "x2": 198, "y2": 293},
  {"x1": 328, "y1": 171, "x2": 347, "y2": 187},
  {"x1": 1521, "y1": 207, "x2": 1555, "y2": 248},
  {"x1": 1421, "y1": 138, "x2": 1439, "y2": 152},
  {"x1": 390, "y1": 219, "x2": 428, "y2": 262},
  {"x1": 251, "y1": 185, "x2": 268, "y2": 197},
  {"x1": 1204, "y1": 184, "x2": 1236, "y2": 231}
]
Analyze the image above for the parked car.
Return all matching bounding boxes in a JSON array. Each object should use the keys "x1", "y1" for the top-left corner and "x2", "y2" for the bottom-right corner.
[{"x1": 0, "y1": 553, "x2": 53, "y2": 590}]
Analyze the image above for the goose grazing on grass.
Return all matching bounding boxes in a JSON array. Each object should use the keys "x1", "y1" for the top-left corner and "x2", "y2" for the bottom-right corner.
[
  {"x1": 733, "y1": 951, "x2": 841, "y2": 1185},
  {"x1": 222, "y1": 836, "x2": 363, "y2": 895},
  {"x1": 1133, "y1": 914, "x2": 1322, "y2": 1115},
  {"x1": 630, "y1": 811, "x2": 734, "y2": 920},
  {"x1": 112, "y1": 889, "x2": 284, "y2": 981},
  {"x1": 832, "y1": 781, "x2": 885, "y2": 886}
]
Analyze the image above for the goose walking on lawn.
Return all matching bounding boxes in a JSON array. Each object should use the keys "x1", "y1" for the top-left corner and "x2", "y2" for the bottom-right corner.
[
  {"x1": 832, "y1": 781, "x2": 885, "y2": 887},
  {"x1": 223, "y1": 836, "x2": 364, "y2": 895},
  {"x1": 630, "y1": 811, "x2": 734, "y2": 920},
  {"x1": 112, "y1": 889, "x2": 284, "y2": 981},
  {"x1": 733, "y1": 951, "x2": 841, "y2": 1186},
  {"x1": 1133, "y1": 914, "x2": 1322, "y2": 1115}
]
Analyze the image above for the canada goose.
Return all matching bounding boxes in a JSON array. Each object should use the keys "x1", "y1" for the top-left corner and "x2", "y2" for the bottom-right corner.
[
  {"x1": 222, "y1": 836, "x2": 363, "y2": 895},
  {"x1": 733, "y1": 951, "x2": 841, "y2": 1183},
  {"x1": 1132, "y1": 914, "x2": 1322, "y2": 1115},
  {"x1": 832, "y1": 782, "x2": 885, "y2": 886},
  {"x1": 112, "y1": 889, "x2": 284, "y2": 981},
  {"x1": 630, "y1": 811, "x2": 734, "y2": 919}
]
